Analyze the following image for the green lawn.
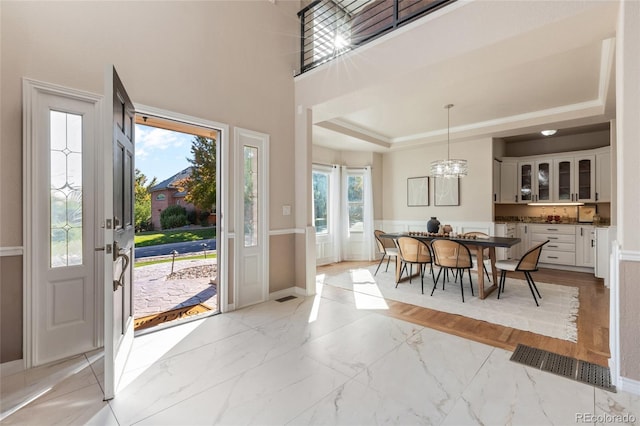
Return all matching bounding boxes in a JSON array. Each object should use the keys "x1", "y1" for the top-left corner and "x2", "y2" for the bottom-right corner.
[{"x1": 135, "y1": 227, "x2": 216, "y2": 247}]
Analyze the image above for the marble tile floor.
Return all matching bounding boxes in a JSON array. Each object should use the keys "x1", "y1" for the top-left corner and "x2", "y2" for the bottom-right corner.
[{"x1": 2, "y1": 285, "x2": 639, "y2": 425}]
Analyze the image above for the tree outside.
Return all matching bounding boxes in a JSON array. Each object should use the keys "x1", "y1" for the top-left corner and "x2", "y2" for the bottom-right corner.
[
  {"x1": 134, "y1": 168, "x2": 157, "y2": 232},
  {"x1": 175, "y1": 135, "x2": 217, "y2": 224}
]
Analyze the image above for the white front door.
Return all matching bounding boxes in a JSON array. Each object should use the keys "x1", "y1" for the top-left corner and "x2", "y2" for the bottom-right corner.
[
  {"x1": 24, "y1": 79, "x2": 102, "y2": 367},
  {"x1": 103, "y1": 66, "x2": 136, "y2": 399},
  {"x1": 235, "y1": 128, "x2": 269, "y2": 308}
]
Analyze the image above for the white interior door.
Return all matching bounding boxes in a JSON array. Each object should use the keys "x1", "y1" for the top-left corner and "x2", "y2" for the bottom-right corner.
[
  {"x1": 235, "y1": 128, "x2": 269, "y2": 309},
  {"x1": 24, "y1": 79, "x2": 101, "y2": 367},
  {"x1": 103, "y1": 66, "x2": 135, "y2": 399}
]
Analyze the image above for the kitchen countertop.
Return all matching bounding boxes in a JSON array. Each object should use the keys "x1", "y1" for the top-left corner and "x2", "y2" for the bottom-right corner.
[{"x1": 494, "y1": 219, "x2": 610, "y2": 227}]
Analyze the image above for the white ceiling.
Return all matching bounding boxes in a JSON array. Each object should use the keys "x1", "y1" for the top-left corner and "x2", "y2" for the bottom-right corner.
[{"x1": 306, "y1": 1, "x2": 619, "y2": 153}]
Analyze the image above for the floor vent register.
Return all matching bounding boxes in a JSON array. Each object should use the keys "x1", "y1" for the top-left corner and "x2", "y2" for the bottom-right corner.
[{"x1": 510, "y1": 344, "x2": 616, "y2": 392}]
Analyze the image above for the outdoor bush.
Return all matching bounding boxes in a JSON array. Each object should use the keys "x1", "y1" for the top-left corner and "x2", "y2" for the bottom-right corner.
[
  {"x1": 186, "y1": 208, "x2": 198, "y2": 225},
  {"x1": 160, "y1": 205, "x2": 187, "y2": 229},
  {"x1": 199, "y1": 210, "x2": 211, "y2": 226}
]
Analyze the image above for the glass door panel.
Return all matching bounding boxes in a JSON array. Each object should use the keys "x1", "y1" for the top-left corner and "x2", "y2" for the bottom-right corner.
[
  {"x1": 557, "y1": 160, "x2": 572, "y2": 201},
  {"x1": 519, "y1": 163, "x2": 532, "y2": 202},
  {"x1": 578, "y1": 158, "x2": 592, "y2": 200},
  {"x1": 536, "y1": 161, "x2": 551, "y2": 202}
]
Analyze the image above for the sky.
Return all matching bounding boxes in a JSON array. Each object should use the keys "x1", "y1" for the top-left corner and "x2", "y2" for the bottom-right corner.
[{"x1": 135, "y1": 124, "x2": 195, "y2": 183}]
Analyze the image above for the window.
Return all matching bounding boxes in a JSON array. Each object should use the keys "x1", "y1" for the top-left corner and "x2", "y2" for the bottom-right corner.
[
  {"x1": 312, "y1": 170, "x2": 329, "y2": 234},
  {"x1": 347, "y1": 172, "x2": 364, "y2": 232},
  {"x1": 50, "y1": 110, "x2": 83, "y2": 267},
  {"x1": 156, "y1": 193, "x2": 166, "y2": 201},
  {"x1": 244, "y1": 146, "x2": 258, "y2": 247}
]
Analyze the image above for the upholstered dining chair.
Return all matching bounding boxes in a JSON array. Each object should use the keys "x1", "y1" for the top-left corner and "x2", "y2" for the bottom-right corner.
[
  {"x1": 395, "y1": 236, "x2": 435, "y2": 294},
  {"x1": 495, "y1": 240, "x2": 549, "y2": 306},
  {"x1": 462, "y1": 231, "x2": 492, "y2": 282},
  {"x1": 374, "y1": 230, "x2": 399, "y2": 275},
  {"x1": 430, "y1": 239, "x2": 474, "y2": 302}
]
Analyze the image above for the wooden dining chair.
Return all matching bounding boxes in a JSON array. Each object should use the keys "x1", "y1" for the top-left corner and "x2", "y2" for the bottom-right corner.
[
  {"x1": 395, "y1": 236, "x2": 435, "y2": 294},
  {"x1": 462, "y1": 231, "x2": 492, "y2": 283},
  {"x1": 495, "y1": 240, "x2": 549, "y2": 306},
  {"x1": 430, "y1": 238, "x2": 474, "y2": 302},
  {"x1": 374, "y1": 230, "x2": 398, "y2": 275}
]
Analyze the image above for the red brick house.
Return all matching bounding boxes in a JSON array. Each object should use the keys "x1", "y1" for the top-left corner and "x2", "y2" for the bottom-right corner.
[{"x1": 149, "y1": 167, "x2": 197, "y2": 230}]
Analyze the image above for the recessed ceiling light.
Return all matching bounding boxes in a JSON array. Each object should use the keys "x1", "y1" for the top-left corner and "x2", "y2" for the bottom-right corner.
[{"x1": 541, "y1": 129, "x2": 557, "y2": 136}]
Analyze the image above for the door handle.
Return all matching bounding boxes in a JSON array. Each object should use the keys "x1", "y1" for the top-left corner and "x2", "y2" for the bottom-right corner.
[
  {"x1": 113, "y1": 249, "x2": 130, "y2": 292},
  {"x1": 112, "y1": 240, "x2": 130, "y2": 291}
]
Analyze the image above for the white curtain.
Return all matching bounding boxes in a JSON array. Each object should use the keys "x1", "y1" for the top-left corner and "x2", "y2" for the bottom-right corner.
[
  {"x1": 340, "y1": 166, "x2": 350, "y2": 259},
  {"x1": 329, "y1": 165, "x2": 341, "y2": 263},
  {"x1": 363, "y1": 166, "x2": 375, "y2": 261}
]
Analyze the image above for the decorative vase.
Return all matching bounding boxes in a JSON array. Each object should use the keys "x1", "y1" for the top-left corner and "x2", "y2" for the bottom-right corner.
[
  {"x1": 427, "y1": 217, "x2": 440, "y2": 233},
  {"x1": 443, "y1": 224, "x2": 453, "y2": 234}
]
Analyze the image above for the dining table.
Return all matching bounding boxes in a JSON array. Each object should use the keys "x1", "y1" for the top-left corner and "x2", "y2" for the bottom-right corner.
[{"x1": 381, "y1": 232, "x2": 521, "y2": 299}]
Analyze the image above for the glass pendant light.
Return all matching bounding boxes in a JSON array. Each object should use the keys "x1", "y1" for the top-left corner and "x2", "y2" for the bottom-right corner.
[{"x1": 430, "y1": 104, "x2": 468, "y2": 178}]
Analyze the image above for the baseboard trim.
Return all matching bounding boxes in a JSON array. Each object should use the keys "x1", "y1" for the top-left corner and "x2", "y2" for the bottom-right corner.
[
  {"x1": 538, "y1": 263, "x2": 594, "y2": 274},
  {"x1": 0, "y1": 359, "x2": 24, "y2": 377},
  {"x1": 619, "y1": 376, "x2": 640, "y2": 396},
  {"x1": 269, "y1": 286, "x2": 307, "y2": 301}
]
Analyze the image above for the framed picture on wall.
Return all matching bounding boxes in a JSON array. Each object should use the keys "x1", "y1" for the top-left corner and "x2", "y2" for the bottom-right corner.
[
  {"x1": 407, "y1": 176, "x2": 429, "y2": 206},
  {"x1": 434, "y1": 177, "x2": 460, "y2": 206}
]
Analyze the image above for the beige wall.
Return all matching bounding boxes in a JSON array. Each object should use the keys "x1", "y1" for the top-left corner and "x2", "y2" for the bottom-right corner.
[
  {"x1": 616, "y1": 0, "x2": 640, "y2": 382},
  {"x1": 0, "y1": 256, "x2": 23, "y2": 362},
  {"x1": 382, "y1": 138, "x2": 493, "y2": 222},
  {"x1": 0, "y1": 1, "x2": 300, "y2": 362},
  {"x1": 619, "y1": 261, "x2": 640, "y2": 380}
]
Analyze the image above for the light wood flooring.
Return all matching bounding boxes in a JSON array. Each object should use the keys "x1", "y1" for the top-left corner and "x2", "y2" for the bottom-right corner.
[{"x1": 317, "y1": 261, "x2": 610, "y2": 367}]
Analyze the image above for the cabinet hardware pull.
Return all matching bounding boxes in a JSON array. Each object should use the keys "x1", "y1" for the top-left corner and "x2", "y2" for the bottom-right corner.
[
  {"x1": 548, "y1": 245, "x2": 558, "y2": 248},
  {"x1": 547, "y1": 228, "x2": 558, "y2": 231},
  {"x1": 548, "y1": 256, "x2": 559, "y2": 259},
  {"x1": 581, "y1": 228, "x2": 583, "y2": 236},
  {"x1": 548, "y1": 236, "x2": 558, "y2": 239}
]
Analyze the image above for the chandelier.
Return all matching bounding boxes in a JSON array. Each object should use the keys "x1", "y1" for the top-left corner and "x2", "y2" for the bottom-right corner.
[{"x1": 430, "y1": 104, "x2": 468, "y2": 178}]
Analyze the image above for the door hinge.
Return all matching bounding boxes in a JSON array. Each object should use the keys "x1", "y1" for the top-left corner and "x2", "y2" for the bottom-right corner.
[{"x1": 105, "y1": 219, "x2": 113, "y2": 229}]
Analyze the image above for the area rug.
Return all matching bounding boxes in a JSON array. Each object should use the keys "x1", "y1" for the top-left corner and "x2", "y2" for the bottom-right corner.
[
  {"x1": 319, "y1": 265, "x2": 579, "y2": 342},
  {"x1": 134, "y1": 303, "x2": 212, "y2": 331}
]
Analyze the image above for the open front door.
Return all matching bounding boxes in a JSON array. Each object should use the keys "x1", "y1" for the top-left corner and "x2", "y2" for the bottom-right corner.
[{"x1": 103, "y1": 66, "x2": 135, "y2": 400}]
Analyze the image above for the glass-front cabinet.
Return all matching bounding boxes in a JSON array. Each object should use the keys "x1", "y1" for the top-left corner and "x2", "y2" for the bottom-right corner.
[
  {"x1": 517, "y1": 160, "x2": 552, "y2": 203},
  {"x1": 553, "y1": 155, "x2": 595, "y2": 202},
  {"x1": 498, "y1": 147, "x2": 608, "y2": 205}
]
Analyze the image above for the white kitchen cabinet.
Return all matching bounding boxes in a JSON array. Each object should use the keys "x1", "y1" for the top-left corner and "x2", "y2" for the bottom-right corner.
[
  {"x1": 517, "y1": 159, "x2": 552, "y2": 204},
  {"x1": 499, "y1": 160, "x2": 518, "y2": 203},
  {"x1": 515, "y1": 223, "x2": 531, "y2": 259},
  {"x1": 596, "y1": 150, "x2": 611, "y2": 202},
  {"x1": 575, "y1": 225, "x2": 596, "y2": 267},
  {"x1": 530, "y1": 224, "x2": 576, "y2": 266},
  {"x1": 497, "y1": 147, "x2": 608, "y2": 205},
  {"x1": 553, "y1": 154, "x2": 596, "y2": 203},
  {"x1": 493, "y1": 158, "x2": 501, "y2": 203},
  {"x1": 495, "y1": 222, "x2": 516, "y2": 260},
  {"x1": 595, "y1": 227, "x2": 611, "y2": 285}
]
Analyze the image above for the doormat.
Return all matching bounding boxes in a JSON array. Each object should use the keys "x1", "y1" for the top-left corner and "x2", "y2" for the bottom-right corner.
[
  {"x1": 510, "y1": 344, "x2": 616, "y2": 392},
  {"x1": 134, "y1": 303, "x2": 212, "y2": 331}
]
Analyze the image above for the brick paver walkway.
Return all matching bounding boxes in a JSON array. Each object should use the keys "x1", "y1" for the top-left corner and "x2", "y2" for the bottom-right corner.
[{"x1": 134, "y1": 258, "x2": 218, "y2": 318}]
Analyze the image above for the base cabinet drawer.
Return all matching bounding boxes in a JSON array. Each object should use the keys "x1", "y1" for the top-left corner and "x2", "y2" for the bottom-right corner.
[
  {"x1": 531, "y1": 233, "x2": 575, "y2": 244},
  {"x1": 543, "y1": 242, "x2": 575, "y2": 252},
  {"x1": 540, "y1": 250, "x2": 576, "y2": 265}
]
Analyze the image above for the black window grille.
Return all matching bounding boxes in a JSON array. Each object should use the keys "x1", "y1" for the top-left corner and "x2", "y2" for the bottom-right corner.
[{"x1": 297, "y1": 0, "x2": 454, "y2": 74}]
